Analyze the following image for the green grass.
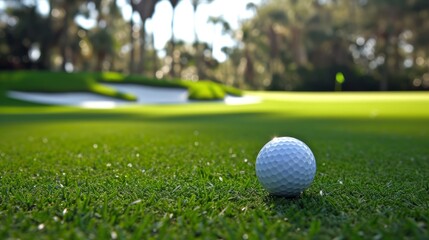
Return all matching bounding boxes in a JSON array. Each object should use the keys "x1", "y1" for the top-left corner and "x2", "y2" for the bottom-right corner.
[
  {"x1": 0, "y1": 71, "x2": 243, "y2": 102},
  {"x1": 99, "y1": 72, "x2": 243, "y2": 100},
  {"x1": 0, "y1": 71, "x2": 137, "y2": 102},
  {"x1": 0, "y1": 92, "x2": 428, "y2": 239},
  {"x1": 98, "y1": 71, "x2": 242, "y2": 100}
]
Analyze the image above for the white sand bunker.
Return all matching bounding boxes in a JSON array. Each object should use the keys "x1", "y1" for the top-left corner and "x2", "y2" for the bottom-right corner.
[
  {"x1": 104, "y1": 83, "x2": 189, "y2": 104},
  {"x1": 8, "y1": 91, "x2": 129, "y2": 109},
  {"x1": 7, "y1": 84, "x2": 260, "y2": 108}
]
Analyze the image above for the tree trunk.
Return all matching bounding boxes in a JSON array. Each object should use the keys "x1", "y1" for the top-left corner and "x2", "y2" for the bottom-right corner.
[
  {"x1": 138, "y1": 22, "x2": 146, "y2": 74},
  {"x1": 152, "y1": 33, "x2": 158, "y2": 77},
  {"x1": 291, "y1": 26, "x2": 308, "y2": 66},
  {"x1": 38, "y1": 0, "x2": 54, "y2": 69},
  {"x1": 193, "y1": 4, "x2": 203, "y2": 79},
  {"x1": 170, "y1": 9, "x2": 177, "y2": 77},
  {"x1": 129, "y1": 18, "x2": 135, "y2": 74},
  {"x1": 244, "y1": 49, "x2": 255, "y2": 88},
  {"x1": 60, "y1": 1, "x2": 70, "y2": 71}
]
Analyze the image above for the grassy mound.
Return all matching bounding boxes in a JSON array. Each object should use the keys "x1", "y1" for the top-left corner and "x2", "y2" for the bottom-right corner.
[
  {"x1": 98, "y1": 72, "x2": 243, "y2": 100},
  {"x1": 0, "y1": 71, "x2": 243, "y2": 102},
  {"x1": 0, "y1": 71, "x2": 137, "y2": 101}
]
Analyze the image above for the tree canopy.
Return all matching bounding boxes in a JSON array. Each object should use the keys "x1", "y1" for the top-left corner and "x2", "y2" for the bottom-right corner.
[{"x1": 1, "y1": 0, "x2": 428, "y2": 91}]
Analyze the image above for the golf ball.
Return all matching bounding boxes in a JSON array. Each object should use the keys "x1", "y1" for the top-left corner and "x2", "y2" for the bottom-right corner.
[{"x1": 256, "y1": 137, "x2": 316, "y2": 197}]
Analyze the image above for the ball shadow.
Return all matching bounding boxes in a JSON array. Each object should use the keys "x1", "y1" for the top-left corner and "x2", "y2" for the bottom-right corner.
[{"x1": 263, "y1": 192, "x2": 339, "y2": 221}]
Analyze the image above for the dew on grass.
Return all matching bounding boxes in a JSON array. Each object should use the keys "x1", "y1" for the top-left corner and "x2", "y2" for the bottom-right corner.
[
  {"x1": 130, "y1": 199, "x2": 142, "y2": 205},
  {"x1": 38, "y1": 224, "x2": 45, "y2": 230},
  {"x1": 141, "y1": 169, "x2": 146, "y2": 173},
  {"x1": 127, "y1": 163, "x2": 132, "y2": 167},
  {"x1": 62, "y1": 208, "x2": 68, "y2": 215},
  {"x1": 244, "y1": 158, "x2": 248, "y2": 163},
  {"x1": 319, "y1": 190, "x2": 324, "y2": 196},
  {"x1": 219, "y1": 176, "x2": 223, "y2": 182},
  {"x1": 338, "y1": 180, "x2": 343, "y2": 185},
  {"x1": 169, "y1": 213, "x2": 174, "y2": 219}
]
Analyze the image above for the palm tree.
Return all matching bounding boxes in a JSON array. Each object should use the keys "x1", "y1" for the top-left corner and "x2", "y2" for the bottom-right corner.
[
  {"x1": 168, "y1": 0, "x2": 180, "y2": 77},
  {"x1": 130, "y1": 0, "x2": 159, "y2": 74}
]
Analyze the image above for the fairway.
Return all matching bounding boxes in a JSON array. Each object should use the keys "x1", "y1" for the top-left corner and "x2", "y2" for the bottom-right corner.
[{"x1": 1, "y1": 92, "x2": 428, "y2": 239}]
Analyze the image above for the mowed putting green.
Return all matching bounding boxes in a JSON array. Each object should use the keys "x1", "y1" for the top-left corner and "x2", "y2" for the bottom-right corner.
[{"x1": 0, "y1": 92, "x2": 428, "y2": 239}]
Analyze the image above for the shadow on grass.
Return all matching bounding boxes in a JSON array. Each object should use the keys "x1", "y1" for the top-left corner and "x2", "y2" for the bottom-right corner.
[
  {"x1": 263, "y1": 193, "x2": 341, "y2": 233},
  {"x1": 0, "y1": 95, "x2": 49, "y2": 107},
  {"x1": 264, "y1": 193, "x2": 338, "y2": 215},
  {"x1": 0, "y1": 111, "x2": 270, "y2": 124}
]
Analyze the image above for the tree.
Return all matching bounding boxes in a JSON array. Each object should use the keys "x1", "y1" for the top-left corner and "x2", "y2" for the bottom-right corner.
[
  {"x1": 130, "y1": 0, "x2": 158, "y2": 74},
  {"x1": 168, "y1": 0, "x2": 180, "y2": 77}
]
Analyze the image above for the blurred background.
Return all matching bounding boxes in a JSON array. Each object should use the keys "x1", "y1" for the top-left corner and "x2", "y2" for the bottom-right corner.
[{"x1": 1, "y1": 0, "x2": 429, "y2": 91}]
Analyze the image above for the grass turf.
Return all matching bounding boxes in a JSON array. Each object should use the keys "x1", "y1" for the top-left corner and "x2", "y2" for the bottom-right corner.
[
  {"x1": 0, "y1": 92, "x2": 428, "y2": 239},
  {"x1": 0, "y1": 71, "x2": 242, "y2": 102}
]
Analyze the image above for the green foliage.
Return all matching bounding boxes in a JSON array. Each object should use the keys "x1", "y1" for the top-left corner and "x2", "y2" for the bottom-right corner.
[
  {"x1": 2, "y1": 0, "x2": 429, "y2": 91},
  {"x1": 292, "y1": 66, "x2": 379, "y2": 91},
  {"x1": 236, "y1": 0, "x2": 429, "y2": 90},
  {"x1": 0, "y1": 93, "x2": 428, "y2": 238},
  {"x1": 187, "y1": 81, "x2": 225, "y2": 100}
]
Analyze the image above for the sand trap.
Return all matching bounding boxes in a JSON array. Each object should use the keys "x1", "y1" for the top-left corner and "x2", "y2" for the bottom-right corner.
[
  {"x1": 103, "y1": 83, "x2": 189, "y2": 104},
  {"x1": 224, "y1": 95, "x2": 261, "y2": 105},
  {"x1": 7, "y1": 84, "x2": 261, "y2": 108},
  {"x1": 7, "y1": 91, "x2": 129, "y2": 109}
]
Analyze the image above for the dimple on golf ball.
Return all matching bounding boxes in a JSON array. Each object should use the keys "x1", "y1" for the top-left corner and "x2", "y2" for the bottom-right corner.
[{"x1": 256, "y1": 137, "x2": 316, "y2": 197}]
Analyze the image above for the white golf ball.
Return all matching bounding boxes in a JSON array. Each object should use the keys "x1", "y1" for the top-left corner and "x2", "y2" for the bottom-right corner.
[{"x1": 256, "y1": 137, "x2": 316, "y2": 197}]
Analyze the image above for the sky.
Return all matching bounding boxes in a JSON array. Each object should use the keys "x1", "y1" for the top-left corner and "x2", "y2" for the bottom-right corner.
[
  {"x1": 119, "y1": 0, "x2": 262, "y2": 61},
  {"x1": 20, "y1": 0, "x2": 262, "y2": 62}
]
